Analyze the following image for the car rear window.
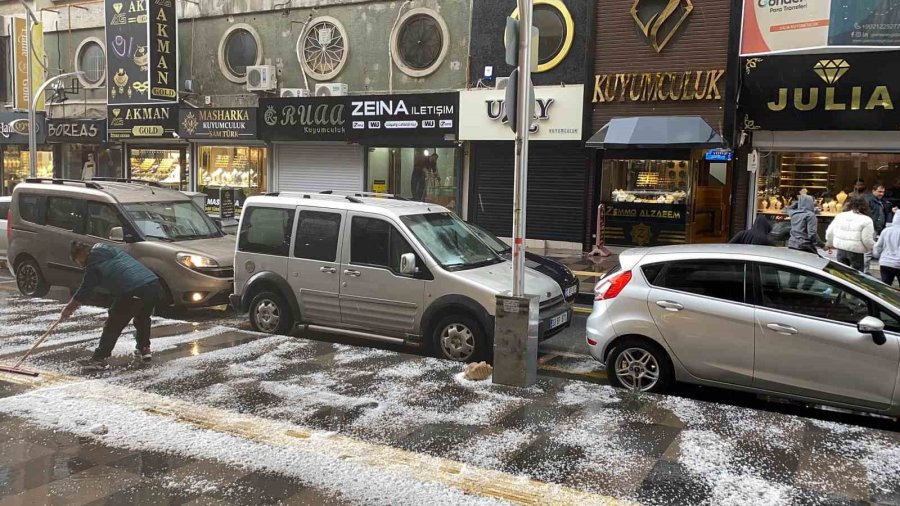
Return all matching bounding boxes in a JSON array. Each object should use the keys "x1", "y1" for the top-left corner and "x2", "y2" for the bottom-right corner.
[
  {"x1": 641, "y1": 263, "x2": 665, "y2": 284},
  {"x1": 17, "y1": 194, "x2": 46, "y2": 225}
]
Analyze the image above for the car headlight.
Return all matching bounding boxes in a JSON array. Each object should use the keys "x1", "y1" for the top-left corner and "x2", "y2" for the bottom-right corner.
[{"x1": 176, "y1": 252, "x2": 219, "y2": 270}]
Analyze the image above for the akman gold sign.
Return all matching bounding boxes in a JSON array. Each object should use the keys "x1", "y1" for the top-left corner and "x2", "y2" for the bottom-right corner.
[
  {"x1": 593, "y1": 69, "x2": 725, "y2": 103},
  {"x1": 631, "y1": 0, "x2": 693, "y2": 53}
]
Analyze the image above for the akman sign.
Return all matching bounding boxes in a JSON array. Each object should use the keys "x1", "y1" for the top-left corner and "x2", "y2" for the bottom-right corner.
[{"x1": 740, "y1": 51, "x2": 900, "y2": 130}]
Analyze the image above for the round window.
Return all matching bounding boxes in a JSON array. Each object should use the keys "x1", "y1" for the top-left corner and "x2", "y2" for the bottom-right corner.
[
  {"x1": 298, "y1": 16, "x2": 349, "y2": 81},
  {"x1": 218, "y1": 24, "x2": 262, "y2": 83},
  {"x1": 511, "y1": 0, "x2": 574, "y2": 73},
  {"x1": 75, "y1": 38, "x2": 107, "y2": 88},
  {"x1": 391, "y1": 8, "x2": 450, "y2": 77}
]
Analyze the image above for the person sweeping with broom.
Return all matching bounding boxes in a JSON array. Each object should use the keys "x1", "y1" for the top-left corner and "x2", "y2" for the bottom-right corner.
[{"x1": 61, "y1": 241, "x2": 162, "y2": 371}]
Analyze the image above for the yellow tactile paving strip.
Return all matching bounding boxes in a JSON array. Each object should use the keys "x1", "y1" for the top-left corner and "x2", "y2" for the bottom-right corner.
[{"x1": 1, "y1": 369, "x2": 634, "y2": 506}]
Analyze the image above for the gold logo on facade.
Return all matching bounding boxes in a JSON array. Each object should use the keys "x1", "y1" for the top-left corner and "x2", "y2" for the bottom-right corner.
[
  {"x1": 631, "y1": 0, "x2": 693, "y2": 53},
  {"x1": 631, "y1": 223, "x2": 652, "y2": 246},
  {"x1": 182, "y1": 112, "x2": 199, "y2": 136},
  {"x1": 813, "y1": 59, "x2": 850, "y2": 85}
]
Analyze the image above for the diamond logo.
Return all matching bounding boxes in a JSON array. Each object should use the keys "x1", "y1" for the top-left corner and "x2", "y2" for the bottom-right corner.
[
  {"x1": 631, "y1": 0, "x2": 693, "y2": 53},
  {"x1": 813, "y1": 59, "x2": 850, "y2": 85},
  {"x1": 113, "y1": 3, "x2": 123, "y2": 13}
]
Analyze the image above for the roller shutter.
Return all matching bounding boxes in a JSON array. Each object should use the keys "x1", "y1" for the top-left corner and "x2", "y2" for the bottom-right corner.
[{"x1": 274, "y1": 144, "x2": 364, "y2": 192}]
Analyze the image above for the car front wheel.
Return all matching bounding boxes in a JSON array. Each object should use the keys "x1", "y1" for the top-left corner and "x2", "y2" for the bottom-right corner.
[
  {"x1": 248, "y1": 291, "x2": 294, "y2": 335},
  {"x1": 607, "y1": 339, "x2": 674, "y2": 393}
]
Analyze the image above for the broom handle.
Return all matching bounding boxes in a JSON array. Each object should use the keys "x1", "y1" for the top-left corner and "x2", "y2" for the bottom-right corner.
[{"x1": 12, "y1": 319, "x2": 62, "y2": 369}]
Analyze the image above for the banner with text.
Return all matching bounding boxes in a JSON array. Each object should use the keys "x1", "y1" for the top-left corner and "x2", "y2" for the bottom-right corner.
[
  {"x1": 348, "y1": 93, "x2": 459, "y2": 143},
  {"x1": 179, "y1": 108, "x2": 257, "y2": 139},
  {"x1": 108, "y1": 103, "x2": 178, "y2": 140},
  {"x1": 459, "y1": 85, "x2": 583, "y2": 141},
  {"x1": 12, "y1": 17, "x2": 45, "y2": 111},
  {"x1": 47, "y1": 119, "x2": 107, "y2": 144}
]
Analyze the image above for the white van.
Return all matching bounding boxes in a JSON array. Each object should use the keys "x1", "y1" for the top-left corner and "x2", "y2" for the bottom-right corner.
[{"x1": 230, "y1": 191, "x2": 571, "y2": 362}]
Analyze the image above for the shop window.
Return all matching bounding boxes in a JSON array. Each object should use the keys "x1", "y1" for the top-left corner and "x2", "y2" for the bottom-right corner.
[
  {"x1": 218, "y1": 24, "x2": 262, "y2": 83},
  {"x1": 62, "y1": 145, "x2": 121, "y2": 180},
  {"x1": 2, "y1": 147, "x2": 53, "y2": 196},
  {"x1": 238, "y1": 206, "x2": 294, "y2": 257},
  {"x1": 198, "y1": 146, "x2": 266, "y2": 216},
  {"x1": 128, "y1": 148, "x2": 188, "y2": 191},
  {"x1": 367, "y1": 147, "x2": 460, "y2": 214},
  {"x1": 512, "y1": 0, "x2": 574, "y2": 72},
  {"x1": 298, "y1": 16, "x2": 349, "y2": 81},
  {"x1": 75, "y1": 38, "x2": 107, "y2": 88},
  {"x1": 390, "y1": 8, "x2": 449, "y2": 77},
  {"x1": 601, "y1": 159, "x2": 692, "y2": 205}
]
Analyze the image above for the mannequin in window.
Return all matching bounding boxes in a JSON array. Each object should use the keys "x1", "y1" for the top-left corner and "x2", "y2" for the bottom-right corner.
[
  {"x1": 411, "y1": 159, "x2": 427, "y2": 202},
  {"x1": 82, "y1": 153, "x2": 96, "y2": 180}
]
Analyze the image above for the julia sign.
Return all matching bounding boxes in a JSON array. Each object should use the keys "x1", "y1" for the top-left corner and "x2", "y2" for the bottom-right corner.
[{"x1": 741, "y1": 51, "x2": 900, "y2": 130}]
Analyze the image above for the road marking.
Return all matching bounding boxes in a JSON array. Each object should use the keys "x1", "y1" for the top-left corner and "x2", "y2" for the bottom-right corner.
[
  {"x1": 574, "y1": 307, "x2": 592, "y2": 314},
  {"x1": 1, "y1": 369, "x2": 631, "y2": 506},
  {"x1": 572, "y1": 270, "x2": 605, "y2": 278}
]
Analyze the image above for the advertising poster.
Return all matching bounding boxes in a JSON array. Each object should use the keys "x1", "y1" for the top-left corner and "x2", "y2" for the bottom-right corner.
[
  {"x1": 12, "y1": 17, "x2": 45, "y2": 111},
  {"x1": 148, "y1": 0, "x2": 178, "y2": 101},
  {"x1": 105, "y1": 0, "x2": 150, "y2": 104},
  {"x1": 741, "y1": 0, "x2": 900, "y2": 55}
]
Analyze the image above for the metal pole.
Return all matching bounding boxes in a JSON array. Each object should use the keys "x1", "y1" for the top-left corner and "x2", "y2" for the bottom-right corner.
[
  {"x1": 25, "y1": 6, "x2": 36, "y2": 177},
  {"x1": 511, "y1": 0, "x2": 533, "y2": 297}
]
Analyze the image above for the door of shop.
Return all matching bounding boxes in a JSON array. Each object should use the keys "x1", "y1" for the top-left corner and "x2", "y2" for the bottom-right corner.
[
  {"x1": 275, "y1": 144, "x2": 364, "y2": 193},
  {"x1": 690, "y1": 160, "x2": 733, "y2": 243}
]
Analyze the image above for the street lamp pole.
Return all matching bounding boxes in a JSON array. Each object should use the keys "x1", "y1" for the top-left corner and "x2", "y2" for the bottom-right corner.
[
  {"x1": 26, "y1": 71, "x2": 84, "y2": 177},
  {"x1": 511, "y1": 0, "x2": 533, "y2": 297},
  {"x1": 22, "y1": 0, "x2": 37, "y2": 177}
]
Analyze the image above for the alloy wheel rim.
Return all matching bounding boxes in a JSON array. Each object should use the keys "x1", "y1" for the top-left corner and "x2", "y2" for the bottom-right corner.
[
  {"x1": 440, "y1": 323, "x2": 475, "y2": 361},
  {"x1": 17, "y1": 264, "x2": 38, "y2": 295},
  {"x1": 254, "y1": 300, "x2": 280, "y2": 333},
  {"x1": 615, "y1": 348, "x2": 660, "y2": 391}
]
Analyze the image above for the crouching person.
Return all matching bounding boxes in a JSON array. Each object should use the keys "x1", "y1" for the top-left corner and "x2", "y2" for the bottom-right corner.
[{"x1": 61, "y1": 241, "x2": 162, "y2": 371}]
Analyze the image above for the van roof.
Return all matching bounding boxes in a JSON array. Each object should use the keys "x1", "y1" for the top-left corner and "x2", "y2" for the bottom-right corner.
[
  {"x1": 245, "y1": 192, "x2": 449, "y2": 219},
  {"x1": 14, "y1": 179, "x2": 191, "y2": 204}
]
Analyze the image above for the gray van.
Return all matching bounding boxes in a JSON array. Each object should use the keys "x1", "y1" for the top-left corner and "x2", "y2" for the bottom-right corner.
[
  {"x1": 8, "y1": 178, "x2": 235, "y2": 310},
  {"x1": 230, "y1": 192, "x2": 571, "y2": 362}
]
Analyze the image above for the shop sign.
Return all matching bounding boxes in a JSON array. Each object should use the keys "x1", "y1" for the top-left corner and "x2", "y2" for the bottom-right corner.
[
  {"x1": 259, "y1": 97, "x2": 347, "y2": 141},
  {"x1": 348, "y1": 93, "x2": 458, "y2": 140},
  {"x1": 705, "y1": 148, "x2": 733, "y2": 161},
  {"x1": 105, "y1": 0, "x2": 178, "y2": 105},
  {"x1": 0, "y1": 112, "x2": 47, "y2": 144},
  {"x1": 11, "y1": 17, "x2": 45, "y2": 111},
  {"x1": 459, "y1": 85, "x2": 583, "y2": 141},
  {"x1": 741, "y1": 0, "x2": 900, "y2": 56},
  {"x1": 219, "y1": 188, "x2": 236, "y2": 219},
  {"x1": 740, "y1": 51, "x2": 900, "y2": 131},
  {"x1": 148, "y1": 0, "x2": 178, "y2": 101},
  {"x1": 179, "y1": 108, "x2": 257, "y2": 139},
  {"x1": 108, "y1": 104, "x2": 178, "y2": 139},
  {"x1": 592, "y1": 70, "x2": 725, "y2": 103},
  {"x1": 47, "y1": 119, "x2": 107, "y2": 144},
  {"x1": 203, "y1": 187, "x2": 245, "y2": 215},
  {"x1": 631, "y1": 0, "x2": 693, "y2": 53}
]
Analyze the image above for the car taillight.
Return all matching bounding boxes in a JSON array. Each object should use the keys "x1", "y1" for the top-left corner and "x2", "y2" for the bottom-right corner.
[{"x1": 594, "y1": 271, "x2": 632, "y2": 301}]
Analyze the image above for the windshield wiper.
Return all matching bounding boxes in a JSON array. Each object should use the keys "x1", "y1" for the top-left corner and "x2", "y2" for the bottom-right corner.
[{"x1": 144, "y1": 234, "x2": 174, "y2": 242}]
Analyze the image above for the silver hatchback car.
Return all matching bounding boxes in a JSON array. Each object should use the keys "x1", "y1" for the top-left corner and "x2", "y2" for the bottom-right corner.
[{"x1": 587, "y1": 244, "x2": 900, "y2": 418}]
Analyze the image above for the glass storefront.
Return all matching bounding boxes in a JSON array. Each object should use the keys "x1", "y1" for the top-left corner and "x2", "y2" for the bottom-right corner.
[
  {"x1": 2, "y1": 146, "x2": 54, "y2": 195},
  {"x1": 366, "y1": 147, "x2": 460, "y2": 214},
  {"x1": 128, "y1": 146, "x2": 188, "y2": 190},
  {"x1": 599, "y1": 152, "x2": 733, "y2": 246},
  {"x1": 60, "y1": 145, "x2": 122, "y2": 180},
  {"x1": 755, "y1": 152, "x2": 900, "y2": 238},
  {"x1": 197, "y1": 145, "x2": 267, "y2": 216}
]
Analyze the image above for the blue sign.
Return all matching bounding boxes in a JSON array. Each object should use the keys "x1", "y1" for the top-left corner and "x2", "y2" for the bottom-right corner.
[{"x1": 705, "y1": 148, "x2": 733, "y2": 162}]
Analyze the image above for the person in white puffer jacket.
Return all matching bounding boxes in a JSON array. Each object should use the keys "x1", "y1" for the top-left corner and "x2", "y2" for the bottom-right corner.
[{"x1": 826, "y1": 196, "x2": 876, "y2": 271}]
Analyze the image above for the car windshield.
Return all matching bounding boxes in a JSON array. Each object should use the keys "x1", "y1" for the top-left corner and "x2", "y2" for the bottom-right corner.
[
  {"x1": 825, "y1": 261, "x2": 900, "y2": 309},
  {"x1": 401, "y1": 212, "x2": 503, "y2": 271},
  {"x1": 123, "y1": 201, "x2": 220, "y2": 241},
  {"x1": 466, "y1": 223, "x2": 511, "y2": 254}
]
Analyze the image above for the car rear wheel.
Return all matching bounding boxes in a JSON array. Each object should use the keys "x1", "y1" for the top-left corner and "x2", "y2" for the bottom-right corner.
[
  {"x1": 433, "y1": 313, "x2": 488, "y2": 363},
  {"x1": 607, "y1": 339, "x2": 673, "y2": 393},
  {"x1": 249, "y1": 291, "x2": 294, "y2": 335},
  {"x1": 15, "y1": 258, "x2": 50, "y2": 298}
]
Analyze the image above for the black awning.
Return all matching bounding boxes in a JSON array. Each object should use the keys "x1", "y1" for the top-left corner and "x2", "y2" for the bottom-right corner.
[{"x1": 586, "y1": 116, "x2": 723, "y2": 149}]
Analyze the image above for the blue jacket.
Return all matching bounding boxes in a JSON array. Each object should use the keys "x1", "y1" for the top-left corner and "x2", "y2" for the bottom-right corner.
[{"x1": 73, "y1": 244, "x2": 158, "y2": 302}]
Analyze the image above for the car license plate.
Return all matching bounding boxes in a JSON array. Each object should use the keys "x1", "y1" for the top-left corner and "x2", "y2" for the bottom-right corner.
[
  {"x1": 565, "y1": 285, "x2": 577, "y2": 298},
  {"x1": 549, "y1": 311, "x2": 569, "y2": 329}
]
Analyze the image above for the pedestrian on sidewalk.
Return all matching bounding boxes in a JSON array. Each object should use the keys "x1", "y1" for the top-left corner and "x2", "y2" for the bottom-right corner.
[
  {"x1": 874, "y1": 212, "x2": 900, "y2": 286},
  {"x1": 787, "y1": 194, "x2": 824, "y2": 254},
  {"x1": 825, "y1": 197, "x2": 876, "y2": 271},
  {"x1": 60, "y1": 242, "x2": 162, "y2": 371},
  {"x1": 730, "y1": 215, "x2": 774, "y2": 246}
]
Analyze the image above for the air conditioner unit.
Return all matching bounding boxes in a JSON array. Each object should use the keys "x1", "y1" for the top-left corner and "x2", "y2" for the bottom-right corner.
[
  {"x1": 315, "y1": 83, "x2": 349, "y2": 97},
  {"x1": 495, "y1": 77, "x2": 510, "y2": 90},
  {"x1": 246, "y1": 65, "x2": 277, "y2": 92},
  {"x1": 280, "y1": 88, "x2": 310, "y2": 98}
]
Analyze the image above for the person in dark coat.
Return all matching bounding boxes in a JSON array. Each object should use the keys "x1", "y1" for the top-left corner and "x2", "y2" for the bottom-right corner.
[
  {"x1": 787, "y1": 194, "x2": 824, "y2": 254},
  {"x1": 730, "y1": 215, "x2": 774, "y2": 246},
  {"x1": 61, "y1": 242, "x2": 162, "y2": 371}
]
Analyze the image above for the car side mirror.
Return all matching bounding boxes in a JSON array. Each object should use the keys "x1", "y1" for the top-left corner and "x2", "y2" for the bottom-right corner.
[
  {"x1": 858, "y1": 316, "x2": 887, "y2": 345},
  {"x1": 108, "y1": 226, "x2": 124, "y2": 242},
  {"x1": 399, "y1": 253, "x2": 418, "y2": 275}
]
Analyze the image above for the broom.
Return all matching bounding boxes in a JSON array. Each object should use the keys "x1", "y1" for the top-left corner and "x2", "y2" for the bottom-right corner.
[{"x1": 0, "y1": 318, "x2": 62, "y2": 377}]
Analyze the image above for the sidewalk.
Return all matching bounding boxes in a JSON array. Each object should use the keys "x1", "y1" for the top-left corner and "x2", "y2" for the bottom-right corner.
[{"x1": 1, "y1": 294, "x2": 899, "y2": 505}]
